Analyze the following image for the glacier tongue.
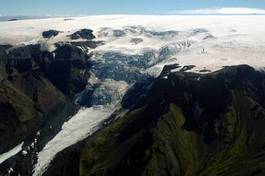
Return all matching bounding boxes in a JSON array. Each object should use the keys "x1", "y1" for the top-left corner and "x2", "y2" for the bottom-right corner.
[
  {"x1": 0, "y1": 142, "x2": 24, "y2": 165},
  {"x1": 33, "y1": 105, "x2": 113, "y2": 176}
]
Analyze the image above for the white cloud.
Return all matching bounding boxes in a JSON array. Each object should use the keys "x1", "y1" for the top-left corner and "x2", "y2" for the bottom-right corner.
[{"x1": 171, "y1": 7, "x2": 265, "y2": 15}]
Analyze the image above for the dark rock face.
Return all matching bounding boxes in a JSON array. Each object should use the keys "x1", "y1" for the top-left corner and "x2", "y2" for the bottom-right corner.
[
  {"x1": 42, "y1": 30, "x2": 60, "y2": 38},
  {"x1": 0, "y1": 40, "x2": 100, "y2": 154},
  {"x1": 79, "y1": 65, "x2": 265, "y2": 176},
  {"x1": 179, "y1": 65, "x2": 196, "y2": 72},
  {"x1": 159, "y1": 63, "x2": 180, "y2": 77},
  {"x1": 69, "y1": 29, "x2": 96, "y2": 40},
  {"x1": 5, "y1": 44, "x2": 40, "y2": 73},
  {"x1": 8, "y1": 19, "x2": 18, "y2": 21},
  {"x1": 0, "y1": 44, "x2": 68, "y2": 154},
  {"x1": 0, "y1": 44, "x2": 12, "y2": 50},
  {"x1": 70, "y1": 41, "x2": 104, "y2": 49},
  {"x1": 64, "y1": 18, "x2": 74, "y2": 21},
  {"x1": 0, "y1": 45, "x2": 11, "y2": 66},
  {"x1": 0, "y1": 69, "x2": 66, "y2": 154},
  {"x1": 3, "y1": 42, "x2": 93, "y2": 97},
  {"x1": 46, "y1": 43, "x2": 91, "y2": 96}
]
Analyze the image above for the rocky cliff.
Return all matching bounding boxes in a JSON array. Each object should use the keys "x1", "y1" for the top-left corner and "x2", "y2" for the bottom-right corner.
[{"x1": 0, "y1": 36, "x2": 98, "y2": 154}]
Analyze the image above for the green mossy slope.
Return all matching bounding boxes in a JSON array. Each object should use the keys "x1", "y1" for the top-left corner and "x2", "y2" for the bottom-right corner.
[{"x1": 80, "y1": 65, "x2": 265, "y2": 176}]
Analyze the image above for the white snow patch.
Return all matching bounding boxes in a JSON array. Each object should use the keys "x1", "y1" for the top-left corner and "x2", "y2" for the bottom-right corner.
[
  {"x1": 33, "y1": 105, "x2": 114, "y2": 176},
  {"x1": 22, "y1": 150, "x2": 28, "y2": 156},
  {"x1": 0, "y1": 142, "x2": 24, "y2": 164}
]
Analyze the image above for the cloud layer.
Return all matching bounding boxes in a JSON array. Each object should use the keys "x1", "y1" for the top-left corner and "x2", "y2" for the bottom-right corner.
[{"x1": 173, "y1": 7, "x2": 265, "y2": 15}]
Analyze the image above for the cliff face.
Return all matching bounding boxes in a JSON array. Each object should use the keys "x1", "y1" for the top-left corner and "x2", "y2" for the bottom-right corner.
[
  {"x1": 0, "y1": 41, "x2": 96, "y2": 153},
  {"x1": 0, "y1": 73, "x2": 65, "y2": 153},
  {"x1": 79, "y1": 65, "x2": 265, "y2": 176}
]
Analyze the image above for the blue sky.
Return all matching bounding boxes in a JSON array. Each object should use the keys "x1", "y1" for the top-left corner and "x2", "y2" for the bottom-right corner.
[{"x1": 1, "y1": 0, "x2": 265, "y2": 16}]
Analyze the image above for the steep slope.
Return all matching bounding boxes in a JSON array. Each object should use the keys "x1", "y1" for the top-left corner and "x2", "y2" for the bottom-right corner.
[
  {"x1": 0, "y1": 74, "x2": 65, "y2": 153},
  {"x1": 0, "y1": 34, "x2": 100, "y2": 170},
  {"x1": 80, "y1": 65, "x2": 265, "y2": 176}
]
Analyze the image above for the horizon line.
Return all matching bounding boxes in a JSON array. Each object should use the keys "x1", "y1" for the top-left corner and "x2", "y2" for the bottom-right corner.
[{"x1": 2, "y1": 7, "x2": 265, "y2": 17}]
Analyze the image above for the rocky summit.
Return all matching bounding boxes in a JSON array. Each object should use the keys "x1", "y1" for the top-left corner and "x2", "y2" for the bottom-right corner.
[
  {"x1": 42, "y1": 30, "x2": 61, "y2": 39},
  {"x1": 69, "y1": 29, "x2": 96, "y2": 40}
]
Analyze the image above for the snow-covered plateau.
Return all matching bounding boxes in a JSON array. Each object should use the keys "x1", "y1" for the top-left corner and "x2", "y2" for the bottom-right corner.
[{"x1": 1, "y1": 15, "x2": 265, "y2": 73}]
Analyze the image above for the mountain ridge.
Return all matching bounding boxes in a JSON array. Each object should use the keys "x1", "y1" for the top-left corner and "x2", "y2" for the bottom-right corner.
[{"x1": 77, "y1": 64, "x2": 265, "y2": 176}]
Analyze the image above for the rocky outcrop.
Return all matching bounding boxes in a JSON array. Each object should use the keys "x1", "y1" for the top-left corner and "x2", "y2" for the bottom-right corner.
[
  {"x1": 79, "y1": 65, "x2": 265, "y2": 176},
  {"x1": 70, "y1": 41, "x2": 104, "y2": 49},
  {"x1": 44, "y1": 43, "x2": 91, "y2": 96},
  {"x1": 69, "y1": 29, "x2": 96, "y2": 40},
  {"x1": 42, "y1": 30, "x2": 60, "y2": 38},
  {"x1": 130, "y1": 38, "x2": 143, "y2": 45}
]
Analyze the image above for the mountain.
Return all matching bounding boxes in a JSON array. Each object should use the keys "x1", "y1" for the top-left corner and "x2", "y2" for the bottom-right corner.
[
  {"x1": 78, "y1": 65, "x2": 265, "y2": 176},
  {"x1": 1, "y1": 15, "x2": 265, "y2": 176},
  {"x1": 0, "y1": 35, "x2": 102, "y2": 174}
]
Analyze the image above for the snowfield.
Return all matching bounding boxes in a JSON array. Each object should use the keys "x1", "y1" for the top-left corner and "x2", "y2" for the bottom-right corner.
[{"x1": 1, "y1": 15, "x2": 265, "y2": 73}]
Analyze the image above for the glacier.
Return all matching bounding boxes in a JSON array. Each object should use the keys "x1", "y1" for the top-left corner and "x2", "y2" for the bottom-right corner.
[
  {"x1": 1, "y1": 15, "x2": 265, "y2": 175},
  {"x1": 0, "y1": 142, "x2": 24, "y2": 165},
  {"x1": 33, "y1": 106, "x2": 114, "y2": 176}
]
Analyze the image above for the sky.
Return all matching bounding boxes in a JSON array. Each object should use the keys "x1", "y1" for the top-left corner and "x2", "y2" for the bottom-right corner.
[{"x1": 0, "y1": 0, "x2": 265, "y2": 16}]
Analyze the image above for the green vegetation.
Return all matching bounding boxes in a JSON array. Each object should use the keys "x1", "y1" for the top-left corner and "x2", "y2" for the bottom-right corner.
[
  {"x1": 80, "y1": 65, "x2": 265, "y2": 176},
  {"x1": 80, "y1": 106, "x2": 148, "y2": 176},
  {"x1": 0, "y1": 81, "x2": 39, "y2": 122},
  {"x1": 143, "y1": 104, "x2": 203, "y2": 176}
]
